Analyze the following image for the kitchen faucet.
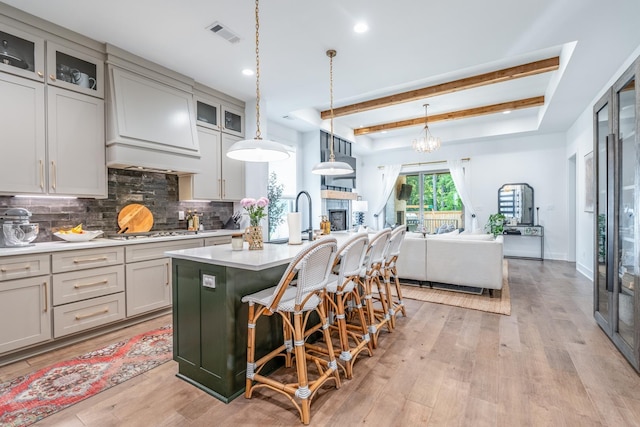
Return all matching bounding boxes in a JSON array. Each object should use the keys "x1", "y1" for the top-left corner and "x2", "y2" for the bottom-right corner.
[{"x1": 295, "y1": 191, "x2": 314, "y2": 242}]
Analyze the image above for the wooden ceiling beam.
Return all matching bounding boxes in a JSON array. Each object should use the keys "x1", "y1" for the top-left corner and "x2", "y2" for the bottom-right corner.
[
  {"x1": 354, "y1": 96, "x2": 545, "y2": 136},
  {"x1": 321, "y1": 57, "x2": 559, "y2": 119}
]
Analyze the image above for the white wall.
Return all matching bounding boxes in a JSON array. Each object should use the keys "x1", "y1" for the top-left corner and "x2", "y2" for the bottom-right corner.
[
  {"x1": 566, "y1": 42, "x2": 640, "y2": 279},
  {"x1": 358, "y1": 132, "x2": 569, "y2": 260}
]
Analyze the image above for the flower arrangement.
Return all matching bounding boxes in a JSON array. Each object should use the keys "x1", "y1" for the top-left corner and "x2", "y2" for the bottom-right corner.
[{"x1": 241, "y1": 197, "x2": 269, "y2": 227}]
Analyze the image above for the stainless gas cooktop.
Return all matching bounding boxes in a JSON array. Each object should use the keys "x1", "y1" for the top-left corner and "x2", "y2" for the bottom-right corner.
[{"x1": 104, "y1": 230, "x2": 199, "y2": 240}]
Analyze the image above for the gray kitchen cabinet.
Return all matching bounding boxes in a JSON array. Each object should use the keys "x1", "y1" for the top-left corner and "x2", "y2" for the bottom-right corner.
[
  {"x1": 51, "y1": 247, "x2": 125, "y2": 338},
  {"x1": 179, "y1": 129, "x2": 245, "y2": 201},
  {"x1": 46, "y1": 41, "x2": 104, "y2": 99},
  {"x1": 0, "y1": 22, "x2": 106, "y2": 197},
  {"x1": 0, "y1": 22, "x2": 45, "y2": 82},
  {"x1": 0, "y1": 253, "x2": 52, "y2": 354},
  {"x1": 0, "y1": 72, "x2": 46, "y2": 194},
  {"x1": 221, "y1": 103, "x2": 245, "y2": 137},
  {"x1": 124, "y1": 239, "x2": 203, "y2": 317},
  {"x1": 221, "y1": 133, "x2": 245, "y2": 200},
  {"x1": 47, "y1": 87, "x2": 106, "y2": 197}
]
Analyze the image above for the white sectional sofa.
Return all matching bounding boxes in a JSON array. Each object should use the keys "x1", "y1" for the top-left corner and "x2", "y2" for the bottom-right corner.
[{"x1": 396, "y1": 231, "x2": 504, "y2": 295}]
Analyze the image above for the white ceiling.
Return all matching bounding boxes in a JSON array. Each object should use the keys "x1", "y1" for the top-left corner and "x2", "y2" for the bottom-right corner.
[{"x1": 4, "y1": 0, "x2": 640, "y2": 154}]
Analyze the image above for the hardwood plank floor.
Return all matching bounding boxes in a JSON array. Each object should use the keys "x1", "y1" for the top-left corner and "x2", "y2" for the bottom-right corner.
[{"x1": 3, "y1": 259, "x2": 640, "y2": 426}]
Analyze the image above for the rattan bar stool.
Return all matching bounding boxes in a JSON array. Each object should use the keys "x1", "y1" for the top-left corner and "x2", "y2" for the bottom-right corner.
[
  {"x1": 241, "y1": 237, "x2": 341, "y2": 425},
  {"x1": 321, "y1": 232, "x2": 372, "y2": 379},
  {"x1": 361, "y1": 228, "x2": 393, "y2": 348},
  {"x1": 383, "y1": 226, "x2": 407, "y2": 329}
]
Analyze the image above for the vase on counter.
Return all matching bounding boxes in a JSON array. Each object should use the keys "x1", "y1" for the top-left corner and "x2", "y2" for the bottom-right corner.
[{"x1": 245, "y1": 225, "x2": 264, "y2": 250}]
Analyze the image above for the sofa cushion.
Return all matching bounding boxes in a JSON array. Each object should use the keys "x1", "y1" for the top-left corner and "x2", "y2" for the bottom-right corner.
[{"x1": 455, "y1": 233, "x2": 495, "y2": 241}]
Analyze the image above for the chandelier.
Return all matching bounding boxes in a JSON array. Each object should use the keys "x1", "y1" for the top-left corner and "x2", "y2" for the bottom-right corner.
[{"x1": 412, "y1": 104, "x2": 441, "y2": 153}]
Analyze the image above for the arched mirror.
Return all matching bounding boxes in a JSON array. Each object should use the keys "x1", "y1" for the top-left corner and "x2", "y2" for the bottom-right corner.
[{"x1": 498, "y1": 183, "x2": 534, "y2": 225}]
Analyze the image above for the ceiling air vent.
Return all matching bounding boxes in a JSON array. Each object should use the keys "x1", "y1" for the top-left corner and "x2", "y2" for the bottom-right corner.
[{"x1": 207, "y1": 21, "x2": 241, "y2": 44}]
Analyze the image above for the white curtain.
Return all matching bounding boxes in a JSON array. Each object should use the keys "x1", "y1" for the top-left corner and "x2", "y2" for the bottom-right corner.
[
  {"x1": 371, "y1": 164, "x2": 402, "y2": 230},
  {"x1": 447, "y1": 159, "x2": 479, "y2": 232}
]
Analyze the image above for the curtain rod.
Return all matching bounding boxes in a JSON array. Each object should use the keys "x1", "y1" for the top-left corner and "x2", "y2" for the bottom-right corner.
[{"x1": 377, "y1": 157, "x2": 470, "y2": 169}]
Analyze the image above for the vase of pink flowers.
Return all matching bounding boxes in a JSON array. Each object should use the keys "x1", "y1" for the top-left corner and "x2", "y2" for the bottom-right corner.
[{"x1": 241, "y1": 197, "x2": 268, "y2": 250}]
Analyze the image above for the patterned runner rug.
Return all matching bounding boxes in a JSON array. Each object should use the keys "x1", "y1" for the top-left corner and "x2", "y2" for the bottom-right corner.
[
  {"x1": 399, "y1": 260, "x2": 511, "y2": 315},
  {"x1": 0, "y1": 325, "x2": 173, "y2": 427}
]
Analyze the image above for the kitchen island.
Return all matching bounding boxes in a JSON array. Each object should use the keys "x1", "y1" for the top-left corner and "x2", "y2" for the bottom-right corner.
[{"x1": 165, "y1": 233, "x2": 354, "y2": 403}]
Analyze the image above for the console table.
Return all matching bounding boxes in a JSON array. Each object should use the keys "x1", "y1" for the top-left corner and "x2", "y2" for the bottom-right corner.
[{"x1": 502, "y1": 225, "x2": 544, "y2": 261}]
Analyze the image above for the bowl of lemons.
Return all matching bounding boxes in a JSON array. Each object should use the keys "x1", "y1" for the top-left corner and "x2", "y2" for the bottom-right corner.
[{"x1": 54, "y1": 224, "x2": 103, "y2": 242}]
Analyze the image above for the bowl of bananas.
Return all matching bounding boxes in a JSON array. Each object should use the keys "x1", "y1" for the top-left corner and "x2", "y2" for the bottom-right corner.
[{"x1": 54, "y1": 224, "x2": 103, "y2": 242}]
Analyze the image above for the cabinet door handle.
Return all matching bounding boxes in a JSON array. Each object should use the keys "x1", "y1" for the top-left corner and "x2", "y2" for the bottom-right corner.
[
  {"x1": 0, "y1": 264, "x2": 31, "y2": 272},
  {"x1": 75, "y1": 307, "x2": 109, "y2": 320},
  {"x1": 43, "y1": 282, "x2": 48, "y2": 312},
  {"x1": 74, "y1": 279, "x2": 109, "y2": 289},
  {"x1": 49, "y1": 74, "x2": 56, "y2": 81},
  {"x1": 37, "y1": 71, "x2": 43, "y2": 78},
  {"x1": 73, "y1": 256, "x2": 108, "y2": 263},
  {"x1": 51, "y1": 160, "x2": 57, "y2": 190},
  {"x1": 39, "y1": 160, "x2": 44, "y2": 189},
  {"x1": 222, "y1": 179, "x2": 226, "y2": 199},
  {"x1": 166, "y1": 262, "x2": 170, "y2": 286}
]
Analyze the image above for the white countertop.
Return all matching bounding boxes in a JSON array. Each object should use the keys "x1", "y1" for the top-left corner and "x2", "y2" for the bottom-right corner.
[
  {"x1": 0, "y1": 230, "x2": 237, "y2": 257},
  {"x1": 165, "y1": 231, "x2": 358, "y2": 271}
]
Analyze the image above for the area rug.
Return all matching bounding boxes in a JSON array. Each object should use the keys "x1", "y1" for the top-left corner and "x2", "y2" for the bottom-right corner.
[
  {"x1": 0, "y1": 324, "x2": 173, "y2": 427},
  {"x1": 399, "y1": 260, "x2": 511, "y2": 315}
]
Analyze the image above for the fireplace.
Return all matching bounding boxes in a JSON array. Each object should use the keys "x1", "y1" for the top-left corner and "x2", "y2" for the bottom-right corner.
[{"x1": 328, "y1": 209, "x2": 347, "y2": 231}]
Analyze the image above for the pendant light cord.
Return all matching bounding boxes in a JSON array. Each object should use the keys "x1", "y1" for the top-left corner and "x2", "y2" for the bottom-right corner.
[
  {"x1": 254, "y1": 0, "x2": 262, "y2": 140},
  {"x1": 328, "y1": 49, "x2": 336, "y2": 161}
]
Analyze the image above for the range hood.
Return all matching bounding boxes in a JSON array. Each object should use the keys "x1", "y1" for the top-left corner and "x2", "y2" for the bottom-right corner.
[{"x1": 105, "y1": 44, "x2": 201, "y2": 175}]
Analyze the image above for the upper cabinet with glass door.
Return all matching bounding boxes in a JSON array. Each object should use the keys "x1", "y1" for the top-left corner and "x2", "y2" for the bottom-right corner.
[
  {"x1": 0, "y1": 24, "x2": 45, "y2": 82},
  {"x1": 46, "y1": 41, "x2": 104, "y2": 98},
  {"x1": 222, "y1": 104, "x2": 245, "y2": 137}
]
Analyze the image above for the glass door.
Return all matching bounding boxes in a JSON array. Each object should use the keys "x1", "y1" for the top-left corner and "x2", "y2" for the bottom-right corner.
[
  {"x1": 46, "y1": 42, "x2": 104, "y2": 98},
  {"x1": 0, "y1": 24, "x2": 45, "y2": 81},
  {"x1": 615, "y1": 74, "x2": 636, "y2": 349},
  {"x1": 594, "y1": 92, "x2": 612, "y2": 332}
]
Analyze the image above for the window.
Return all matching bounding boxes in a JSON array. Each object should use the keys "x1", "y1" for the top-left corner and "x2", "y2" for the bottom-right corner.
[
  {"x1": 268, "y1": 148, "x2": 296, "y2": 241},
  {"x1": 402, "y1": 171, "x2": 463, "y2": 233}
]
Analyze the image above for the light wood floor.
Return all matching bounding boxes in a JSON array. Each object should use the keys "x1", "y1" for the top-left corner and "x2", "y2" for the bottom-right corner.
[{"x1": 3, "y1": 259, "x2": 640, "y2": 426}]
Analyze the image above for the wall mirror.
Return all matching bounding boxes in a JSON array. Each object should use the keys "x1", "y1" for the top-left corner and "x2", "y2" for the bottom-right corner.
[{"x1": 498, "y1": 183, "x2": 534, "y2": 225}]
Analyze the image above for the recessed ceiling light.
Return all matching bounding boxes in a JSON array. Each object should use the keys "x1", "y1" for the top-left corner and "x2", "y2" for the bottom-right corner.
[
  {"x1": 353, "y1": 22, "x2": 369, "y2": 33},
  {"x1": 502, "y1": 110, "x2": 512, "y2": 115},
  {"x1": 381, "y1": 130, "x2": 387, "y2": 134},
  {"x1": 242, "y1": 68, "x2": 254, "y2": 76}
]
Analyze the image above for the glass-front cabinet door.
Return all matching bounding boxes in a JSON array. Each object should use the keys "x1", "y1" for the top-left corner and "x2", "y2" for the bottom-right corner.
[
  {"x1": 46, "y1": 41, "x2": 104, "y2": 98},
  {"x1": 0, "y1": 24, "x2": 45, "y2": 81},
  {"x1": 615, "y1": 72, "x2": 636, "y2": 352},
  {"x1": 222, "y1": 104, "x2": 244, "y2": 137},
  {"x1": 594, "y1": 56, "x2": 639, "y2": 372},
  {"x1": 594, "y1": 93, "x2": 611, "y2": 332}
]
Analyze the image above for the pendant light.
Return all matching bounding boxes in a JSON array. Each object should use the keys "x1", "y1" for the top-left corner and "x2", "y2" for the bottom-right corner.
[
  {"x1": 226, "y1": 0, "x2": 290, "y2": 162},
  {"x1": 311, "y1": 50, "x2": 354, "y2": 176}
]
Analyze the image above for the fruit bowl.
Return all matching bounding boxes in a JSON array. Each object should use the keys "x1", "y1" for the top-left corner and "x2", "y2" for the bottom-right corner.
[{"x1": 54, "y1": 230, "x2": 103, "y2": 242}]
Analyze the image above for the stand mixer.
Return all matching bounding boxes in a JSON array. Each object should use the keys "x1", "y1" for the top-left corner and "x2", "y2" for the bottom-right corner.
[{"x1": 0, "y1": 208, "x2": 39, "y2": 247}]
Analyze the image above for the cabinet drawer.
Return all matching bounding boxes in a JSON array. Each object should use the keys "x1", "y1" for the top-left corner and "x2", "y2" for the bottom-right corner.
[
  {"x1": 125, "y1": 239, "x2": 203, "y2": 263},
  {"x1": 53, "y1": 265, "x2": 125, "y2": 306},
  {"x1": 52, "y1": 246, "x2": 124, "y2": 273},
  {"x1": 0, "y1": 254, "x2": 50, "y2": 281},
  {"x1": 204, "y1": 236, "x2": 231, "y2": 246},
  {"x1": 53, "y1": 292, "x2": 125, "y2": 338}
]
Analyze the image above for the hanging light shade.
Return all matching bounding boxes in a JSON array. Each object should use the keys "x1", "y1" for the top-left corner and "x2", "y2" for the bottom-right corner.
[
  {"x1": 226, "y1": 0, "x2": 290, "y2": 162},
  {"x1": 412, "y1": 104, "x2": 441, "y2": 153},
  {"x1": 312, "y1": 50, "x2": 354, "y2": 176}
]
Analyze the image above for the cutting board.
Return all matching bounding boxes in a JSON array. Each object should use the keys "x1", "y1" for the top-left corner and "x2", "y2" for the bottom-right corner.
[{"x1": 117, "y1": 204, "x2": 154, "y2": 233}]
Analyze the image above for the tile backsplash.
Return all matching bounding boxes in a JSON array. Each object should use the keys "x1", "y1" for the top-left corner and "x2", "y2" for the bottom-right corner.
[{"x1": 0, "y1": 169, "x2": 234, "y2": 242}]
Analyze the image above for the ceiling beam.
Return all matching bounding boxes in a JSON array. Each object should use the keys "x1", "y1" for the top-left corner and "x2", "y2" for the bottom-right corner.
[
  {"x1": 354, "y1": 96, "x2": 545, "y2": 136},
  {"x1": 321, "y1": 57, "x2": 559, "y2": 119}
]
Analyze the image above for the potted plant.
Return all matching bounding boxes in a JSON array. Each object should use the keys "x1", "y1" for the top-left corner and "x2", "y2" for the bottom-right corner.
[{"x1": 485, "y1": 213, "x2": 506, "y2": 237}]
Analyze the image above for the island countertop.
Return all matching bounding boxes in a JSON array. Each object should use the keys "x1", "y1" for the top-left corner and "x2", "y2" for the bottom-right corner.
[{"x1": 165, "y1": 231, "x2": 357, "y2": 271}]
